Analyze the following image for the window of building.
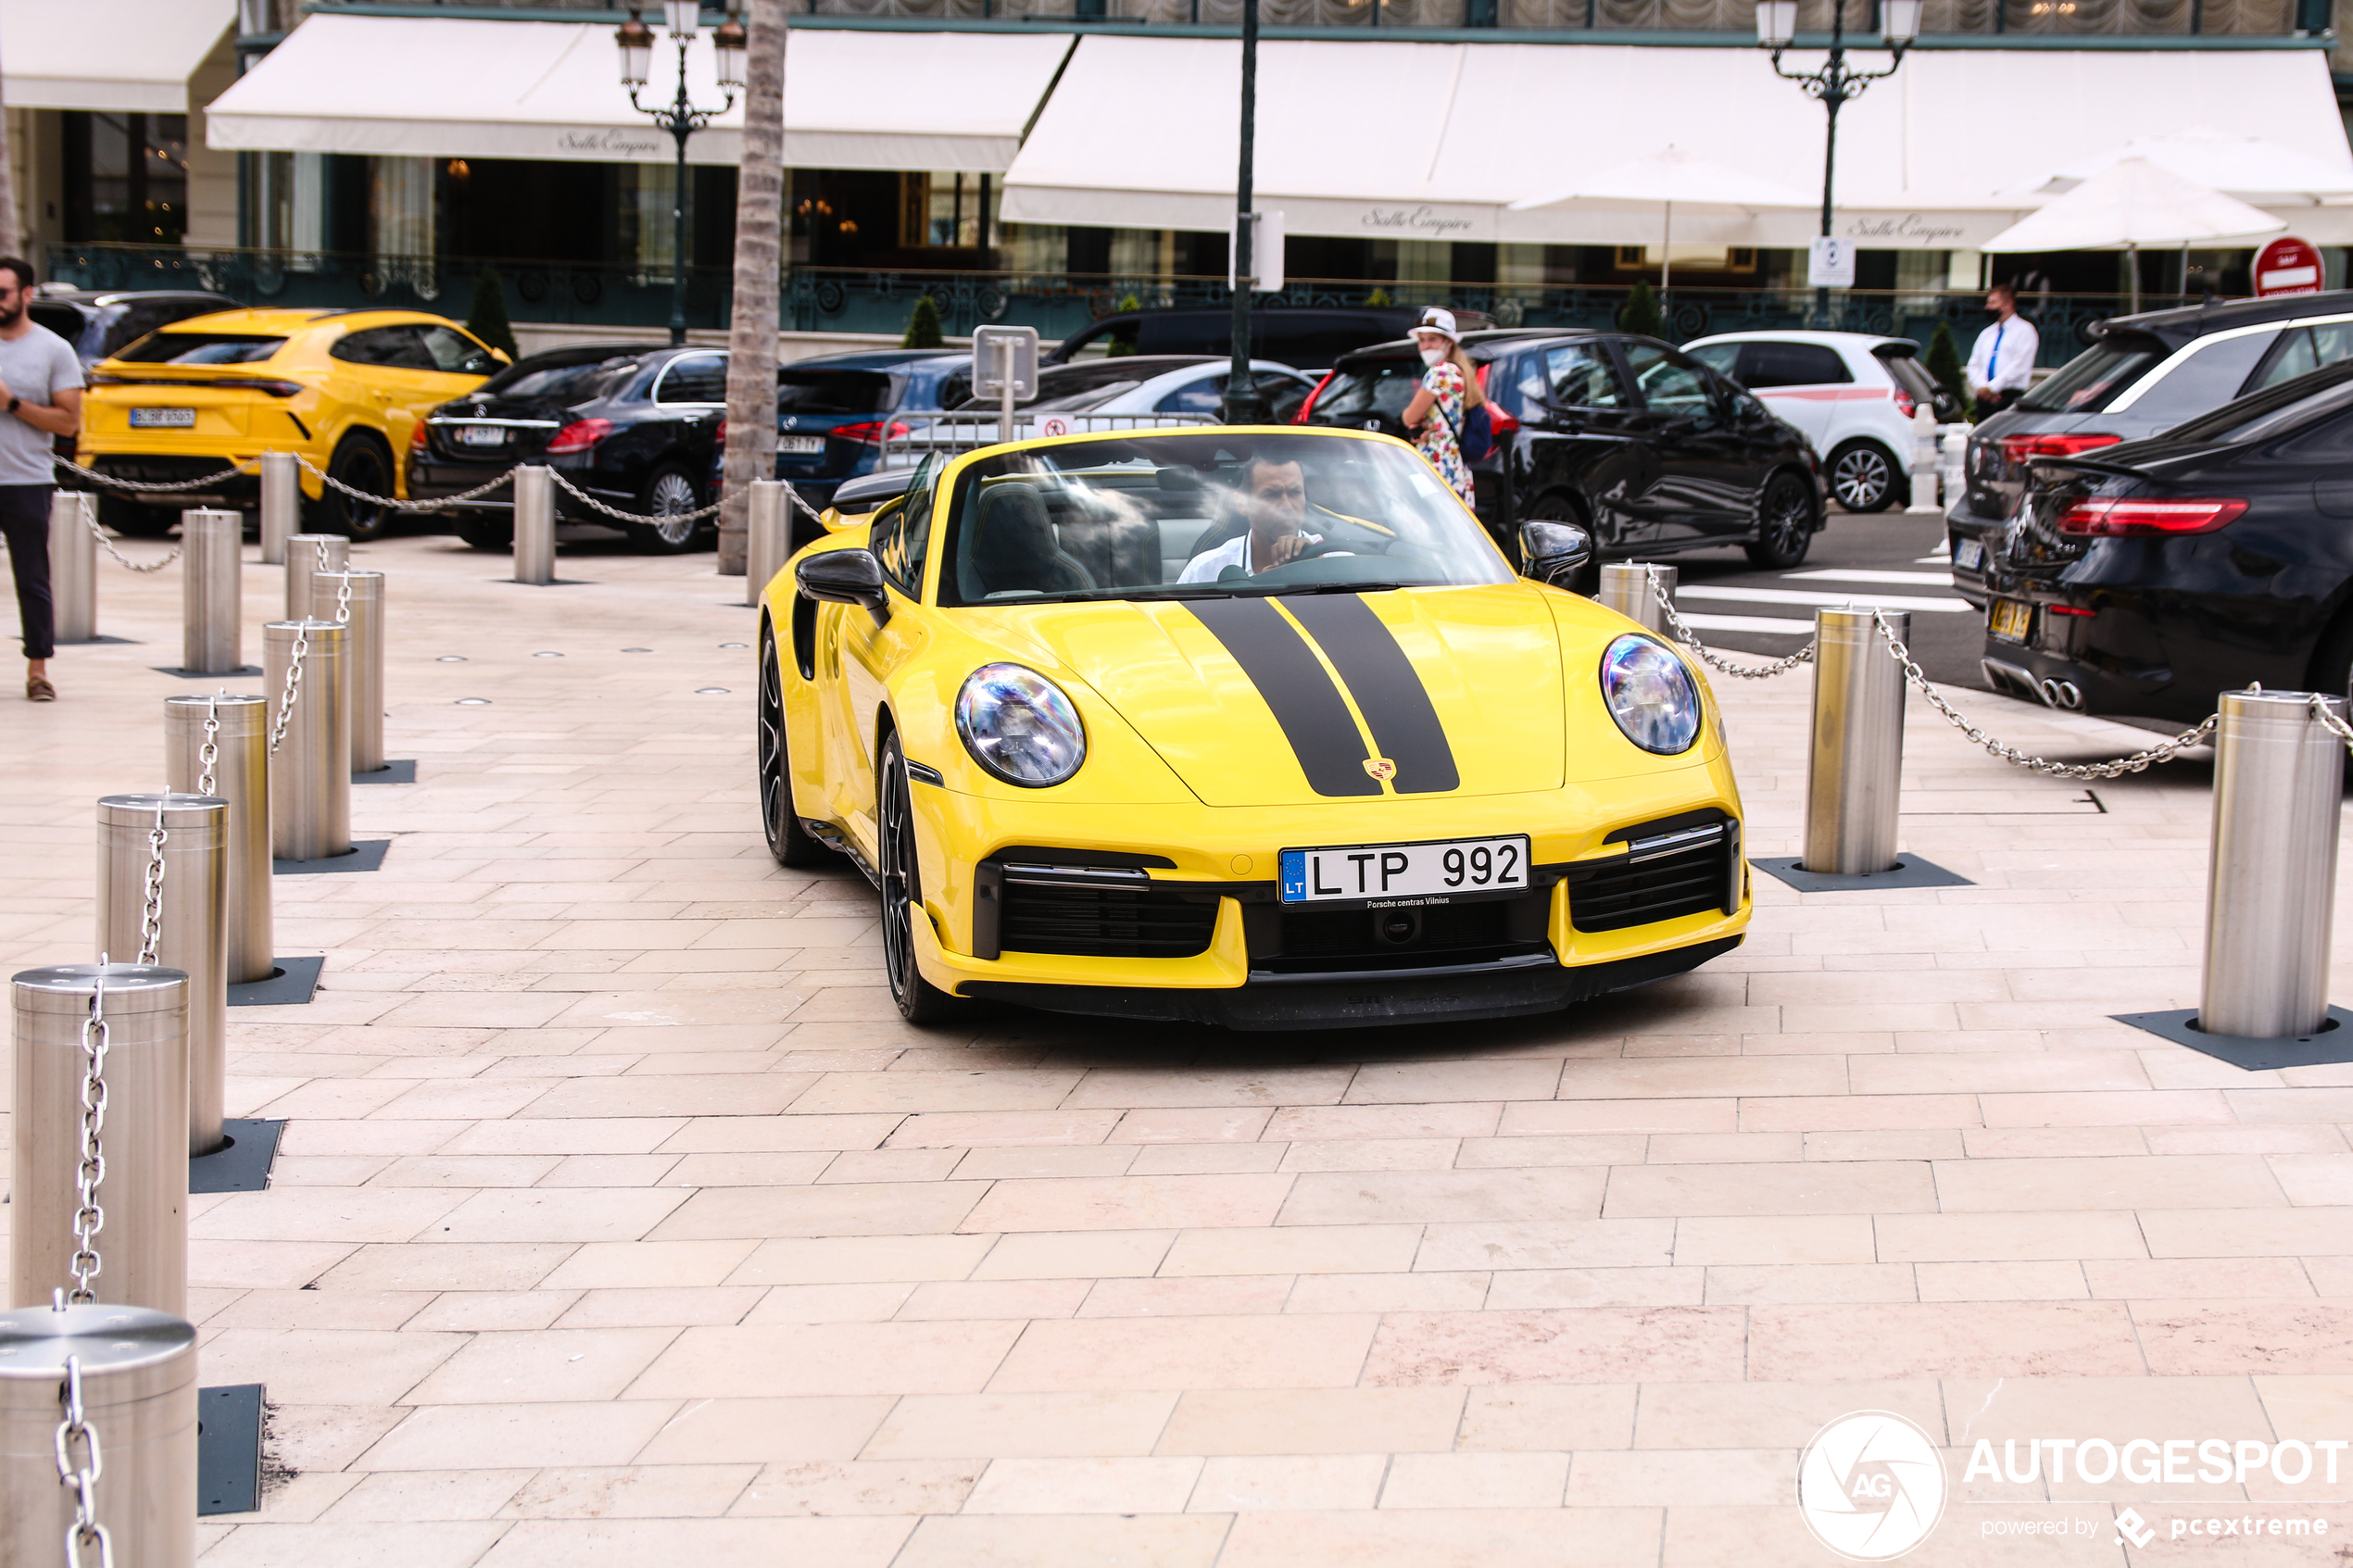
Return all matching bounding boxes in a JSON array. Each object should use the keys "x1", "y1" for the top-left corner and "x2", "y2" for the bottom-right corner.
[{"x1": 62, "y1": 112, "x2": 188, "y2": 245}]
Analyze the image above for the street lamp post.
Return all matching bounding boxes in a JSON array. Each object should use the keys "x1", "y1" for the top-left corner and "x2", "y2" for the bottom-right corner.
[
  {"x1": 1219, "y1": 0, "x2": 1271, "y2": 425},
  {"x1": 1757, "y1": 0, "x2": 1919, "y2": 327},
  {"x1": 618, "y1": 5, "x2": 747, "y2": 347}
]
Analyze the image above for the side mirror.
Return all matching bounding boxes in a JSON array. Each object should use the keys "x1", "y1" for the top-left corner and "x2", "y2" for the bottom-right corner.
[
  {"x1": 797, "y1": 548, "x2": 891, "y2": 627},
  {"x1": 1520, "y1": 521, "x2": 1592, "y2": 588}
]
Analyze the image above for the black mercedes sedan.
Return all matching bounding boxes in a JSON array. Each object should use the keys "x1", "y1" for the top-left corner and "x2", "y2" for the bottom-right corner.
[
  {"x1": 1302, "y1": 328, "x2": 1824, "y2": 572},
  {"x1": 1979, "y1": 358, "x2": 2353, "y2": 721},
  {"x1": 412, "y1": 343, "x2": 726, "y2": 553}
]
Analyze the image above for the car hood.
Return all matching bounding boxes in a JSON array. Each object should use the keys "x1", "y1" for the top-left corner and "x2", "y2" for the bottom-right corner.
[{"x1": 958, "y1": 583, "x2": 1567, "y2": 807}]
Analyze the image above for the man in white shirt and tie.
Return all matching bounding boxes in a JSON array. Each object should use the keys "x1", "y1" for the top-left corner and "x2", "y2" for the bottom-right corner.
[{"x1": 1966, "y1": 283, "x2": 2039, "y2": 416}]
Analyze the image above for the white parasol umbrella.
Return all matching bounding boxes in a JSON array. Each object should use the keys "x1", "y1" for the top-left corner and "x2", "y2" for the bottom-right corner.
[
  {"x1": 1510, "y1": 146, "x2": 1812, "y2": 301},
  {"x1": 1982, "y1": 158, "x2": 2284, "y2": 312},
  {"x1": 2001, "y1": 126, "x2": 2353, "y2": 207}
]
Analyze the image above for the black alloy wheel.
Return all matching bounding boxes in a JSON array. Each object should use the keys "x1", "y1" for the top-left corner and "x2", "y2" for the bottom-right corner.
[
  {"x1": 1745, "y1": 471, "x2": 1817, "y2": 569},
  {"x1": 628, "y1": 466, "x2": 703, "y2": 554},
  {"x1": 1827, "y1": 440, "x2": 1898, "y2": 514},
  {"x1": 454, "y1": 514, "x2": 513, "y2": 552},
  {"x1": 321, "y1": 433, "x2": 395, "y2": 541},
  {"x1": 877, "y1": 733, "x2": 965, "y2": 1025},
  {"x1": 757, "y1": 621, "x2": 829, "y2": 869}
]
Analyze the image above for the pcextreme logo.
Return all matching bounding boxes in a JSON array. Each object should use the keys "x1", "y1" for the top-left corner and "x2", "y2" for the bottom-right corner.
[{"x1": 1796, "y1": 1411, "x2": 1950, "y2": 1562}]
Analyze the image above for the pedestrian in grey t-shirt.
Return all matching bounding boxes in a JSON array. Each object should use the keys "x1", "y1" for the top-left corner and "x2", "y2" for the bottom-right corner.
[{"x1": 0, "y1": 257, "x2": 85, "y2": 700}]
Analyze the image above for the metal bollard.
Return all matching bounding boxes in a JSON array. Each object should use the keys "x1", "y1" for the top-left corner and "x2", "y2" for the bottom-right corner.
[
  {"x1": 10, "y1": 963, "x2": 190, "y2": 1317},
  {"x1": 0, "y1": 1302, "x2": 197, "y2": 1568},
  {"x1": 49, "y1": 491, "x2": 96, "y2": 644},
  {"x1": 2199, "y1": 689, "x2": 2346, "y2": 1039},
  {"x1": 1598, "y1": 561, "x2": 1675, "y2": 634},
  {"x1": 263, "y1": 620, "x2": 350, "y2": 862},
  {"x1": 180, "y1": 508, "x2": 242, "y2": 675},
  {"x1": 1802, "y1": 608, "x2": 1910, "y2": 875},
  {"x1": 1939, "y1": 428, "x2": 1969, "y2": 507},
  {"x1": 1906, "y1": 407, "x2": 1943, "y2": 515},
  {"x1": 259, "y1": 449, "x2": 300, "y2": 565},
  {"x1": 747, "y1": 479, "x2": 787, "y2": 608},
  {"x1": 513, "y1": 465, "x2": 555, "y2": 585},
  {"x1": 165, "y1": 695, "x2": 272, "y2": 986},
  {"x1": 96, "y1": 794, "x2": 228, "y2": 1156},
  {"x1": 311, "y1": 569, "x2": 386, "y2": 773},
  {"x1": 283, "y1": 533, "x2": 346, "y2": 622}
]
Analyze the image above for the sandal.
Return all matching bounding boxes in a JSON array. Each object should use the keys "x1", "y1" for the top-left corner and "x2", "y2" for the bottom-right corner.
[{"x1": 26, "y1": 676, "x2": 55, "y2": 702}]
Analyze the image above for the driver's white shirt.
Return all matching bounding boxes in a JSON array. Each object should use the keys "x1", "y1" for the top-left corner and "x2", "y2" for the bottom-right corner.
[{"x1": 1178, "y1": 530, "x2": 1323, "y2": 584}]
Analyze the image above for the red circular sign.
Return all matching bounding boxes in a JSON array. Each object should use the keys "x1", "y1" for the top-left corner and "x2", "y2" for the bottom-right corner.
[{"x1": 2256, "y1": 236, "x2": 2322, "y2": 297}]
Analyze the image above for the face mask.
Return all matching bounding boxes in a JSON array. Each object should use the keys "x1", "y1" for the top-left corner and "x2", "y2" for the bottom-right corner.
[{"x1": 1419, "y1": 346, "x2": 1449, "y2": 368}]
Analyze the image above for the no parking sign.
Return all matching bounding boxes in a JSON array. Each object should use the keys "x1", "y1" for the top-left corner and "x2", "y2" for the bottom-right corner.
[
  {"x1": 1041, "y1": 417, "x2": 1070, "y2": 437},
  {"x1": 2256, "y1": 236, "x2": 2322, "y2": 297}
]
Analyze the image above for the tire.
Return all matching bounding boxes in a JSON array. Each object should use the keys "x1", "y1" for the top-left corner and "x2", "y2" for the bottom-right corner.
[
  {"x1": 94, "y1": 492, "x2": 174, "y2": 538},
  {"x1": 1745, "y1": 470, "x2": 1818, "y2": 570},
  {"x1": 454, "y1": 514, "x2": 512, "y2": 552},
  {"x1": 625, "y1": 465, "x2": 704, "y2": 554},
  {"x1": 758, "y1": 621, "x2": 832, "y2": 869},
  {"x1": 312, "y1": 433, "x2": 396, "y2": 541},
  {"x1": 1826, "y1": 439, "x2": 1900, "y2": 514},
  {"x1": 877, "y1": 732, "x2": 966, "y2": 1026}
]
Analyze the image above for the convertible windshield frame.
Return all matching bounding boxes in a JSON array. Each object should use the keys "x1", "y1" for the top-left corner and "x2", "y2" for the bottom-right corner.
[{"x1": 928, "y1": 431, "x2": 1512, "y2": 609}]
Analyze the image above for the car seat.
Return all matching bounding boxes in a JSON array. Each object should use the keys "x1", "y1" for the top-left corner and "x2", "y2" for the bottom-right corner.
[{"x1": 969, "y1": 483, "x2": 1095, "y2": 597}]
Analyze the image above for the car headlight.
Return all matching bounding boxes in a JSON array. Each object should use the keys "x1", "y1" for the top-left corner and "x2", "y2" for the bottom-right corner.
[
  {"x1": 1600, "y1": 635, "x2": 1702, "y2": 755},
  {"x1": 956, "y1": 663, "x2": 1087, "y2": 786}
]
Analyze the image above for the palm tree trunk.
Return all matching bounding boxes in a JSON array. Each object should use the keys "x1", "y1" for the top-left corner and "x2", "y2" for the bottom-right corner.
[{"x1": 718, "y1": 0, "x2": 785, "y2": 577}]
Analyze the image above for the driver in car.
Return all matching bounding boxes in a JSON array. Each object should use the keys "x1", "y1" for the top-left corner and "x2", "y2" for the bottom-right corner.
[{"x1": 1178, "y1": 456, "x2": 1327, "y2": 583}]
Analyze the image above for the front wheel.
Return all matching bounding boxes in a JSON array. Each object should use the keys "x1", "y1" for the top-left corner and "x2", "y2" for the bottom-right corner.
[
  {"x1": 1745, "y1": 471, "x2": 1818, "y2": 570},
  {"x1": 878, "y1": 733, "x2": 966, "y2": 1026},
  {"x1": 758, "y1": 621, "x2": 832, "y2": 869},
  {"x1": 625, "y1": 465, "x2": 704, "y2": 554},
  {"x1": 312, "y1": 433, "x2": 396, "y2": 541},
  {"x1": 1827, "y1": 439, "x2": 1899, "y2": 514}
]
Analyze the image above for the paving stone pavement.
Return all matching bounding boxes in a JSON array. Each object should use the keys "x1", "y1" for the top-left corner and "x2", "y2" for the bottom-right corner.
[{"x1": 6, "y1": 529, "x2": 2353, "y2": 1565}]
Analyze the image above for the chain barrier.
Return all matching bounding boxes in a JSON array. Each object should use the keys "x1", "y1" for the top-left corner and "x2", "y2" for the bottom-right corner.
[
  {"x1": 55, "y1": 1355, "x2": 111, "y2": 1568},
  {"x1": 57, "y1": 457, "x2": 253, "y2": 495},
  {"x1": 134, "y1": 801, "x2": 167, "y2": 970},
  {"x1": 67, "y1": 962, "x2": 111, "y2": 1305},
  {"x1": 290, "y1": 453, "x2": 513, "y2": 514},
  {"x1": 1649, "y1": 574, "x2": 1817, "y2": 680},
  {"x1": 82, "y1": 517, "x2": 181, "y2": 574},
  {"x1": 269, "y1": 621, "x2": 309, "y2": 758},
  {"x1": 195, "y1": 696, "x2": 221, "y2": 797},
  {"x1": 2311, "y1": 692, "x2": 2353, "y2": 752},
  {"x1": 547, "y1": 468, "x2": 725, "y2": 525}
]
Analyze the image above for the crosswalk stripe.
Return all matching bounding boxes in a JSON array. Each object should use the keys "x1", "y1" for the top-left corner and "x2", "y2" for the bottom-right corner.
[
  {"x1": 1781, "y1": 569, "x2": 1957, "y2": 587},
  {"x1": 1677, "y1": 585, "x2": 1972, "y2": 613},
  {"x1": 1673, "y1": 611, "x2": 1817, "y2": 635}
]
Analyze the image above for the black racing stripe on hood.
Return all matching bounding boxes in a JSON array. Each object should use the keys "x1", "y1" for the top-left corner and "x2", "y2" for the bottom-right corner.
[
  {"x1": 1282, "y1": 594, "x2": 1460, "y2": 795},
  {"x1": 1187, "y1": 597, "x2": 1380, "y2": 797}
]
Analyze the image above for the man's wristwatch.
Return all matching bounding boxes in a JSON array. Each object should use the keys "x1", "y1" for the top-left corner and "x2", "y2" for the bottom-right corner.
[{"x1": 7, "y1": 397, "x2": 20, "y2": 416}]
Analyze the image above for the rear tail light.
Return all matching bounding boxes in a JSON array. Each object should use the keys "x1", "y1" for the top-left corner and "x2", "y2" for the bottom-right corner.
[
  {"x1": 2056, "y1": 497, "x2": 2246, "y2": 537},
  {"x1": 2047, "y1": 605, "x2": 2096, "y2": 617},
  {"x1": 1892, "y1": 388, "x2": 1917, "y2": 419},
  {"x1": 409, "y1": 421, "x2": 426, "y2": 449},
  {"x1": 713, "y1": 417, "x2": 725, "y2": 449},
  {"x1": 825, "y1": 420, "x2": 912, "y2": 445},
  {"x1": 547, "y1": 418, "x2": 613, "y2": 455},
  {"x1": 2002, "y1": 433, "x2": 2120, "y2": 463},
  {"x1": 1293, "y1": 370, "x2": 1335, "y2": 424}
]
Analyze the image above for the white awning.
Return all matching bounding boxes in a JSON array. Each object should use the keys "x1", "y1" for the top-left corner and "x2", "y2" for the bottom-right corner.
[
  {"x1": 204, "y1": 16, "x2": 1073, "y2": 173},
  {"x1": 3, "y1": 0, "x2": 233, "y2": 114},
  {"x1": 1002, "y1": 35, "x2": 2353, "y2": 248}
]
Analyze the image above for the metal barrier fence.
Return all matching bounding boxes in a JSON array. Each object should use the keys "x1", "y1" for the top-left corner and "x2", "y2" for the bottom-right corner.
[{"x1": 877, "y1": 412, "x2": 1219, "y2": 471}]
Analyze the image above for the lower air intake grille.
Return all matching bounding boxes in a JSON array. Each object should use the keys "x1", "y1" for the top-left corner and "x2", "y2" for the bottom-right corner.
[
  {"x1": 1565, "y1": 822, "x2": 1735, "y2": 934},
  {"x1": 1000, "y1": 879, "x2": 1217, "y2": 960}
]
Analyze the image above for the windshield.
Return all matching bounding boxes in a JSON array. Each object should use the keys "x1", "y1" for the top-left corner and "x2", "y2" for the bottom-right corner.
[
  {"x1": 116, "y1": 332, "x2": 284, "y2": 366},
  {"x1": 2018, "y1": 338, "x2": 2164, "y2": 413},
  {"x1": 2154, "y1": 358, "x2": 2353, "y2": 445},
  {"x1": 778, "y1": 369, "x2": 895, "y2": 415},
  {"x1": 937, "y1": 432, "x2": 1512, "y2": 608},
  {"x1": 481, "y1": 351, "x2": 640, "y2": 403}
]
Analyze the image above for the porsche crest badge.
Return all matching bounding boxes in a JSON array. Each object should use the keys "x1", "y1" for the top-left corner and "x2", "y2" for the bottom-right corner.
[{"x1": 1364, "y1": 758, "x2": 1397, "y2": 782}]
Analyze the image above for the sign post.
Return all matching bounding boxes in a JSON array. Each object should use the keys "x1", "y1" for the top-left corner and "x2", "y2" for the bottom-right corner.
[
  {"x1": 1807, "y1": 237, "x2": 1856, "y2": 290},
  {"x1": 2255, "y1": 236, "x2": 2322, "y2": 299},
  {"x1": 971, "y1": 324, "x2": 1038, "y2": 449}
]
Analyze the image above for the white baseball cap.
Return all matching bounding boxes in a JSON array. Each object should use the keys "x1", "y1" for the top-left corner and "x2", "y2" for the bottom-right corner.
[{"x1": 1412, "y1": 307, "x2": 1459, "y2": 341}]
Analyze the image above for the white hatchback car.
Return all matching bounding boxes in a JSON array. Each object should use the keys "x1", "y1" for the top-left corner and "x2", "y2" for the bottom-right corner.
[{"x1": 1682, "y1": 330, "x2": 1958, "y2": 513}]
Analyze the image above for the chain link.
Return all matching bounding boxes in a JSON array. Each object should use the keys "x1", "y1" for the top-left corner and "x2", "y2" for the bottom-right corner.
[
  {"x1": 196, "y1": 696, "x2": 220, "y2": 797},
  {"x1": 67, "y1": 965, "x2": 111, "y2": 1305},
  {"x1": 57, "y1": 457, "x2": 254, "y2": 495},
  {"x1": 269, "y1": 621, "x2": 309, "y2": 758},
  {"x1": 292, "y1": 453, "x2": 514, "y2": 513},
  {"x1": 134, "y1": 801, "x2": 167, "y2": 970},
  {"x1": 55, "y1": 1355, "x2": 112, "y2": 1568},
  {"x1": 1869, "y1": 608, "x2": 2221, "y2": 779},
  {"x1": 82, "y1": 517, "x2": 181, "y2": 574},
  {"x1": 2310, "y1": 692, "x2": 2353, "y2": 750},
  {"x1": 547, "y1": 468, "x2": 726, "y2": 525},
  {"x1": 1648, "y1": 572, "x2": 1818, "y2": 679}
]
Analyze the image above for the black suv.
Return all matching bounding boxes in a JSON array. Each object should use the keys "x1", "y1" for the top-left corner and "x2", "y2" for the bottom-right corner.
[
  {"x1": 1046, "y1": 306, "x2": 1494, "y2": 371},
  {"x1": 1949, "y1": 290, "x2": 2353, "y2": 606},
  {"x1": 1302, "y1": 329, "x2": 1824, "y2": 571},
  {"x1": 31, "y1": 288, "x2": 235, "y2": 369}
]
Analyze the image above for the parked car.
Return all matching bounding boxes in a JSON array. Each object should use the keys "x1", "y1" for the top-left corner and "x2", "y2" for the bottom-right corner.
[
  {"x1": 1976, "y1": 358, "x2": 2353, "y2": 721},
  {"x1": 415, "y1": 343, "x2": 728, "y2": 554},
  {"x1": 1682, "y1": 330, "x2": 1958, "y2": 514},
  {"x1": 953, "y1": 356, "x2": 1315, "y2": 420},
  {"x1": 1947, "y1": 290, "x2": 2353, "y2": 606},
  {"x1": 31, "y1": 287, "x2": 237, "y2": 369},
  {"x1": 78, "y1": 307, "x2": 504, "y2": 538},
  {"x1": 760, "y1": 349, "x2": 975, "y2": 512},
  {"x1": 1044, "y1": 306, "x2": 1493, "y2": 370},
  {"x1": 1302, "y1": 329, "x2": 1824, "y2": 571}
]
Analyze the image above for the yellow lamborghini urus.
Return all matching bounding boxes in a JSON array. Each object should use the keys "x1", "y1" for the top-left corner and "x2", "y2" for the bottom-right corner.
[{"x1": 755, "y1": 425, "x2": 1749, "y2": 1030}]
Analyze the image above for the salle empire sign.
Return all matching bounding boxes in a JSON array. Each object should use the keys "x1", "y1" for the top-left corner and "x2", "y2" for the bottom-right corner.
[
  {"x1": 1361, "y1": 205, "x2": 1484, "y2": 238},
  {"x1": 1842, "y1": 213, "x2": 1973, "y2": 246},
  {"x1": 556, "y1": 129, "x2": 669, "y2": 158}
]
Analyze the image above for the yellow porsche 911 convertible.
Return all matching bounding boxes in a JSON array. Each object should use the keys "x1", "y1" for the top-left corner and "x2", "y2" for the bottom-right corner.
[{"x1": 755, "y1": 425, "x2": 1749, "y2": 1030}]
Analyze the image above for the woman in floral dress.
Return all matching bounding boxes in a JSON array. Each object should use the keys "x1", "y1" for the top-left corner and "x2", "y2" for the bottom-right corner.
[{"x1": 1401, "y1": 307, "x2": 1476, "y2": 507}]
